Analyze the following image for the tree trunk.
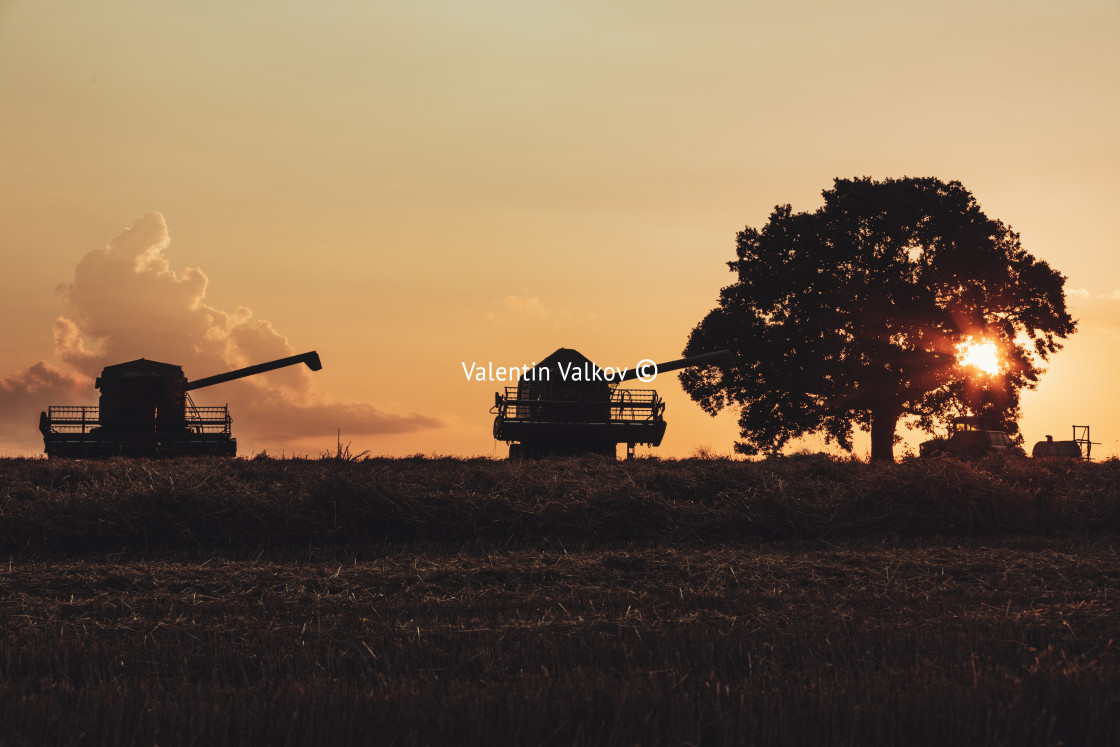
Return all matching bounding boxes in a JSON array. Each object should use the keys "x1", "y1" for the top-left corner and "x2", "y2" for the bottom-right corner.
[{"x1": 869, "y1": 408, "x2": 900, "y2": 463}]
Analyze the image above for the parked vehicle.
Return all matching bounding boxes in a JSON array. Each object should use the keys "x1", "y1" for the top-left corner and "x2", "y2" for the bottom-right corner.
[{"x1": 919, "y1": 416, "x2": 1026, "y2": 459}]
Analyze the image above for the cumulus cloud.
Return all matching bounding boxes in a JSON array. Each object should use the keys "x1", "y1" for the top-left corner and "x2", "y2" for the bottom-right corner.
[
  {"x1": 1, "y1": 212, "x2": 440, "y2": 453},
  {"x1": 0, "y1": 363, "x2": 89, "y2": 448}
]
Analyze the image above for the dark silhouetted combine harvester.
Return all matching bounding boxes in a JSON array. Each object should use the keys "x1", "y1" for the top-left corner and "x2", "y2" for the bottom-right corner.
[
  {"x1": 39, "y1": 352, "x2": 321, "y2": 457},
  {"x1": 492, "y1": 348, "x2": 731, "y2": 458}
]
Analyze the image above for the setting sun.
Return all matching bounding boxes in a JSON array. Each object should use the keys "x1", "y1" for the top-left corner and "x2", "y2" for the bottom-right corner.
[{"x1": 957, "y1": 339, "x2": 1002, "y2": 376}]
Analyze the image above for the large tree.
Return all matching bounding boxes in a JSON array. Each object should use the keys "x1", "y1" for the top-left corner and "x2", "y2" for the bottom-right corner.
[{"x1": 681, "y1": 177, "x2": 1076, "y2": 462}]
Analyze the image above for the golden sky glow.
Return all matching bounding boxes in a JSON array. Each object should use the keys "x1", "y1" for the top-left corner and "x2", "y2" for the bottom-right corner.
[{"x1": 2, "y1": 1, "x2": 1119, "y2": 457}]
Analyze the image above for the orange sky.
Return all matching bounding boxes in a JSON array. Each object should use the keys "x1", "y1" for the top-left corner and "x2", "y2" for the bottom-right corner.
[{"x1": 2, "y1": 1, "x2": 1118, "y2": 458}]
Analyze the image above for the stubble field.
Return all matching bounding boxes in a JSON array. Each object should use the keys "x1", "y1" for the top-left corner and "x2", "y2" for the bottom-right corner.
[{"x1": 1, "y1": 455, "x2": 1118, "y2": 746}]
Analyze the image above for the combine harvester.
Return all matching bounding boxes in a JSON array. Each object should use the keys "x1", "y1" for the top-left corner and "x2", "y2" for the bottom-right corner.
[
  {"x1": 491, "y1": 348, "x2": 732, "y2": 459},
  {"x1": 39, "y1": 351, "x2": 321, "y2": 457}
]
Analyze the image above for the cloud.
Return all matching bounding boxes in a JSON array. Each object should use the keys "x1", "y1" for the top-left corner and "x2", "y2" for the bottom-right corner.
[
  {"x1": 0, "y1": 362, "x2": 89, "y2": 446},
  {"x1": 500, "y1": 294, "x2": 547, "y2": 314},
  {"x1": 484, "y1": 292, "x2": 575, "y2": 327},
  {"x1": 1, "y1": 212, "x2": 441, "y2": 453},
  {"x1": 235, "y1": 395, "x2": 442, "y2": 440},
  {"x1": 53, "y1": 213, "x2": 235, "y2": 377}
]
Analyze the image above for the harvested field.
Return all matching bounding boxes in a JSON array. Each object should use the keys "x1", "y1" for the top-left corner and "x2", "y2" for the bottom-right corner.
[
  {"x1": 2, "y1": 456, "x2": 1119, "y2": 745},
  {"x1": 2, "y1": 455, "x2": 1120, "y2": 556}
]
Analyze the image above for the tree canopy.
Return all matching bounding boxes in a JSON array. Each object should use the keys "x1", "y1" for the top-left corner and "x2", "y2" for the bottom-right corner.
[{"x1": 681, "y1": 176, "x2": 1076, "y2": 462}]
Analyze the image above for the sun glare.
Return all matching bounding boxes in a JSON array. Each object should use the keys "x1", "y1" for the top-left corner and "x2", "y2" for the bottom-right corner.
[{"x1": 957, "y1": 338, "x2": 1002, "y2": 376}]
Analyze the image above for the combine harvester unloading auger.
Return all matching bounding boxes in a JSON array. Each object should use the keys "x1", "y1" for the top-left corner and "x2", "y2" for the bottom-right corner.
[{"x1": 39, "y1": 351, "x2": 322, "y2": 457}]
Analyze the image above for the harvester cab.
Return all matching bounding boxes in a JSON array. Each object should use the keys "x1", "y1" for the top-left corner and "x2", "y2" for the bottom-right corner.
[
  {"x1": 39, "y1": 351, "x2": 322, "y2": 457},
  {"x1": 492, "y1": 348, "x2": 732, "y2": 459}
]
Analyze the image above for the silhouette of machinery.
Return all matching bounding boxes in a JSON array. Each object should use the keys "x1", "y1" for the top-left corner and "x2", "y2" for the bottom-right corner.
[
  {"x1": 1031, "y1": 426, "x2": 1097, "y2": 460},
  {"x1": 39, "y1": 352, "x2": 322, "y2": 457},
  {"x1": 918, "y1": 415, "x2": 1026, "y2": 459},
  {"x1": 492, "y1": 348, "x2": 731, "y2": 458}
]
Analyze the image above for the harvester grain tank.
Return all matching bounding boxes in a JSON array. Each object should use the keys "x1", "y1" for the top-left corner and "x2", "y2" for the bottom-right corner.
[
  {"x1": 39, "y1": 351, "x2": 322, "y2": 457},
  {"x1": 492, "y1": 348, "x2": 732, "y2": 458}
]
